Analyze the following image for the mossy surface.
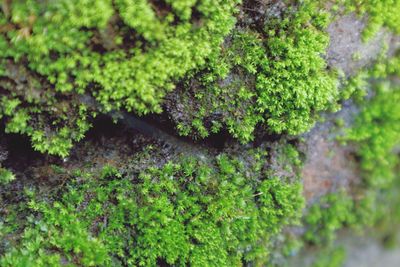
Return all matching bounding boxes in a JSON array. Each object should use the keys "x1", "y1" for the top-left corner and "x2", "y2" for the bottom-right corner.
[
  {"x1": 0, "y1": 0, "x2": 240, "y2": 156},
  {"x1": 300, "y1": 52, "x2": 400, "y2": 265},
  {"x1": 1, "y1": 0, "x2": 399, "y2": 156},
  {"x1": 339, "y1": 0, "x2": 400, "y2": 40},
  {"x1": 170, "y1": 0, "x2": 339, "y2": 142},
  {"x1": 0, "y1": 167, "x2": 15, "y2": 185},
  {"x1": 0, "y1": 147, "x2": 304, "y2": 266},
  {"x1": 1, "y1": 0, "x2": 400, "y2": 266}
]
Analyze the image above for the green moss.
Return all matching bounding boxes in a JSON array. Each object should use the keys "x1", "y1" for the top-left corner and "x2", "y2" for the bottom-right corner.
[
  {"x1": 2, "y1": 0, "x2": 399, "y2": 156},
  {"x1": 1, "y1": 1, "x2": 400, "y2": 265},
  {"x1": 304, "y1": 191, "x2": 356, "y2": 245},
  {"x1": 346, "y1": 82, "x2": 400, "y2": 187},
  {"x1": 0, "y1": 0, "x2": 240, "y2": 156},
  {"x1": 173, "y1": 0, "x2": 339, "y2": 142},
  {"x1": 170, "y1": 0, "x2": 400, "y2": 142},
  {"x1": 0, "y1": 168, "x2": 15, "y2": 185},
  {"x1": 340, "y1": 0, "x2": 400, "y2": 40},
  {"x1": 0, "y1": 94, "x2": 91, "y2": 157},
  {"x1": 303, "y1": 52, "x2": 400, "y2": 254},
  {"x1": 0, "y1": 148, "x2": 305, "y2": 266},
  {"x1": 340, "y1": 70, "x2": 369, "y2": 101},
  {"x1": 311, "y1": 246, "x2": 346, "y2": 267},
  {"x1": 3, "y1": 0, "x2": 239, "y2": 111}
]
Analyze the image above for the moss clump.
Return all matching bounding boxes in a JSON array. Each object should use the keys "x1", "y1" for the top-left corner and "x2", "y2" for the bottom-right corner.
[
  {"x1": 0, "y1": 92, "x2": 91, "y2": 157},
  {"x1": 0, "y1": 147, "x2": 304, "y2": 266},
  {"x1": 171, "y1": 0, "x2": 339, "y2": 142},
  {"x1": 0, "y1": 168, "x2": 15, "y2": 185},
  {"x1": 346, "y1": 82, "x2": 400, "y2": 187},
  {"x1": 0, "y1": 0, "x2": 240, "y2": 156},
  {"x1": 256, "y1": 1, "x2": 337, "y2": 135}
]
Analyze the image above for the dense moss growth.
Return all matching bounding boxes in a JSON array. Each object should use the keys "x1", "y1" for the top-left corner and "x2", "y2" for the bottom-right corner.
[
  {"x1": 0, "y1": 0, "x2": 240, "y2": 156},
  {"x1": 1, "y1": 0, "x2": 399, "y2": 156},
  {"x1": 171, "y1": 0, "x2": 338, "y2": 142},
  {"x1": 0, "y1": 147, "x2": 304, "y2": 266},
  {"x1": 1, "y1": 0, "x2": 400, "y2": 266}
]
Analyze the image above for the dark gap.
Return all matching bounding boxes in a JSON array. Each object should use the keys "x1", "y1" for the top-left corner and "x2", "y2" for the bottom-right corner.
[
  {"x1": 0, "y1": 78, "x2": 16, "y2": 94},
  {"x1": 141, "y1": 111, "x2": 229, "y2": 151},
  {"x1": 253, "y1": 131, "x2": 284, "y2": 147},
  {"x1": 156, "y1": 257, "x2": 171, "y2": 267},
  {"x1": 70, "y1": 114, "x2": 159, "y2": 167},
  {"x1": 0, "y1": 123, "x2": 48, "y2": 172},
  {"x1": 0, "y1": 122, "x2": 59, "y2": 205},
  {"x1": 237, "y1": 0, "x2": 267, "y2": 31},
  {"x1": 111, "y1": 1, "x2": 142, "y2": 53},
  {"x1": 149, "y1": 0, "x2": 173, "y2": 18},
  {"x1": 88, "y1": 30, "x2": 109, "y2": 54},
  {"x1": 190, "y1": 2, "x2": 203, "y2": 26},
  {"x1": 238, "y1": 0, "x2": 288, "y2": 36},
  {"x1": 148, "y1": 0, "x2": 184, "y2": 26},
  {"x1": 83, "y1": 114, "x2": 127, "y2": 143},
  {"x1": 202, "y1": 128, "x2": 231, "y2": 151}
]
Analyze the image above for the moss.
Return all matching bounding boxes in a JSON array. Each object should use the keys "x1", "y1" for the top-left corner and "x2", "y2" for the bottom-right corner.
[
  {"x1": 172, "y1": 0, "x2": 339, "y2": 142},
  {"x1": 346, "y1": 82, "x2": 400, "y2": 187},
  {"x1": 0, "y1": 147, "x2": 305, "y2": 266},
  {"x1": 302, "y1": 52, "x2": 400, "y2": 254},
  {"x1": 311, "y1": 246, "x2": 346, "y2": 267},
  {"x1": 292, "y1": 48, "x2": 400, "y2": 264},
  {"x1": 339, "y1": 70, "x2": 369, "y2": 101},
  {"x1": 0, "y1": 168, "x2": 15, "y2": 185},
  {"x1": 1, "y1": 0, "x2": 399, "y2": 156},
  {"x1": 304, "y1": 191, "x2": 356, "y2": 245},
  {"x1": 340, "y1": 78, "x2": 400, "y2": 231},
  {"x1": 1, "y1": 1, "x2": 400, "y2": 264},
  {"x1": 340, "y1": 0, "x2": 400, "y2": 40},
  {"x1": 0, "y1": 0, "x2": 240, "y2": 156},
  {"x1": 0, "y1": 92, "x2": 91, "y2": 157}
]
